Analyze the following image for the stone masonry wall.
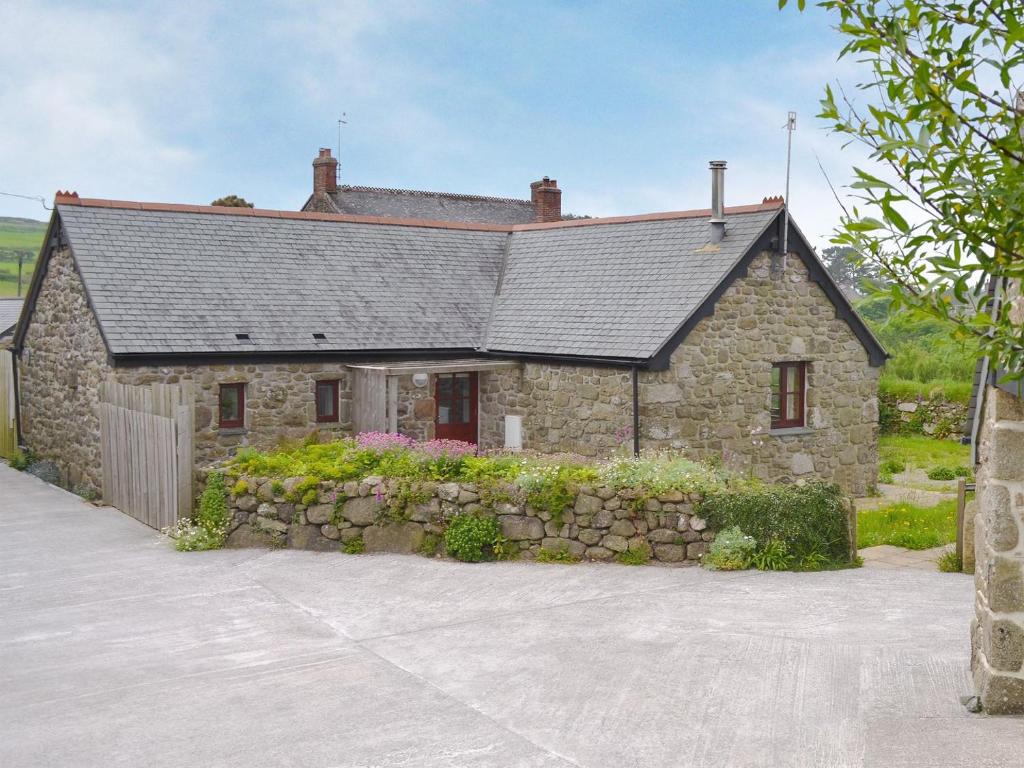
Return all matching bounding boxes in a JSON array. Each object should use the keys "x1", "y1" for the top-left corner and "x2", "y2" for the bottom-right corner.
[
  {"x1": 116, "y1": 364, "x2": 354, "y2": 469},
  {"x1": 220, "y1": 471, "x2": 713, "y2": 565},
  {"x1": 971, "y1": 387, "x2": 1024, "y2": 714},
  {"x1": 17, "y1": 247, "x2": 112, "y2": 493},
  {"x1": 485, "y1": 252, "x2": 879, "y2": 495}
]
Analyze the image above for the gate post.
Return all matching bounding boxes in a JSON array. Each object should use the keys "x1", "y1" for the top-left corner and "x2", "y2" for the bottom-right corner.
[{"x1": 971, "y1": 386, "x2": 1024, "y2": 713}]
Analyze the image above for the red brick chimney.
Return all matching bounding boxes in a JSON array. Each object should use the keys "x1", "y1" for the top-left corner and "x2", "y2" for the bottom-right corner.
[
  {"x1": 530, "y1": 177, "x2": 561, "y2": 223},
  {"x1": 313, "y1": 148, "x2": 338, "y2": 197}
]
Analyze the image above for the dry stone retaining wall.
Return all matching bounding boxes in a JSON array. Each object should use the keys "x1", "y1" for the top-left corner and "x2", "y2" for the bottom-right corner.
[{"x1": 219, "y1": 471, "x2": 714, "y2": 565}]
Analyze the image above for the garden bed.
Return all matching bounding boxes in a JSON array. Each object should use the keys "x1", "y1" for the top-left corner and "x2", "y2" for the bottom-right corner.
[{"x1": 180, "y1": 432, "x2": 856, "y2": 570}]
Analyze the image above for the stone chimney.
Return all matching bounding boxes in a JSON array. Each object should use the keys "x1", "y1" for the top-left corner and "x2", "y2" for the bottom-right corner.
[
  {"x1": 530, "y1": 177, "x2": 561, "y2": 223},
  {"x1": 313, "y1": 148, "x2": 338, "y2": 197}
]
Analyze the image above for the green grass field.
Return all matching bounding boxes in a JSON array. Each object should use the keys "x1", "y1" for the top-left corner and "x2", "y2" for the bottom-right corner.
[
  {"x1": 878, "y1": 434, "x2": 970, "y2": 471},
  {"x1": 0, "y1": 217, "x2": 47, "y2": 297},
  {"x1": 857, "y1": 498, "x2": 959, "y2": 550}
]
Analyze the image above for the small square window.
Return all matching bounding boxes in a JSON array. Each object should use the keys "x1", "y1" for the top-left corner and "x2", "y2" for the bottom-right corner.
[
  {"x1": 219, "y1": 383, "x2": 245, "y2": 429},
  {"x1": 771, "y1": 362, "x2": 806, "y2": 429},
  {"x1": 316, "y1": 380, "x2": 339, "y2": 423}
]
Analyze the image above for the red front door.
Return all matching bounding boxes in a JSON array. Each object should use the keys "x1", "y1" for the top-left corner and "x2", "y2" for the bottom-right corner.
[{"x1": 434, "y1": 372, "x2": 478, "y2": 444}]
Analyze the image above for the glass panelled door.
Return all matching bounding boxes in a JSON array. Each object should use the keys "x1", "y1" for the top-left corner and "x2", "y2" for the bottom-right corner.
[{"x1": 434, "y1": 372, "x2": 478, "y2": 443}]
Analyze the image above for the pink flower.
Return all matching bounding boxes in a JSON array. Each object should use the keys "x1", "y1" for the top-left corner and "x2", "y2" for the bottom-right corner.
[{"x1": 356, "y1": 431, "x2": 417, "y2": 452}]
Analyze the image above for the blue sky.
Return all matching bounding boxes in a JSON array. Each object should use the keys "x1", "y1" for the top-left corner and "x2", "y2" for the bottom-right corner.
[{"x1": 1, "y1": 0, "x2": 872, "y2": 246}]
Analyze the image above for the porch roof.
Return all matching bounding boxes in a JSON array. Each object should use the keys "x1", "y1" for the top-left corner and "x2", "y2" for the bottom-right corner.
[{"x1": 346, "y1": 358, "x2": 521, "y2": 376}]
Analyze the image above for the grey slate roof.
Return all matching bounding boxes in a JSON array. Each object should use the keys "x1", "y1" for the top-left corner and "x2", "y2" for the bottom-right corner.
[
  {"x1": 48, "y1": 202, "x2": 792, "y2": 361},
  {"x1": 326, "y1": 186, "x2": 537, "y2": 225},
  {"x1": 0, "y1": 298, "x2": 23, "y2": 338},
  {"x1": 484, "y1": 210, "x2": 779, "y2": 358},
  {"x1": 57, "y1": 206, "x2": 507, "y2": 355}
]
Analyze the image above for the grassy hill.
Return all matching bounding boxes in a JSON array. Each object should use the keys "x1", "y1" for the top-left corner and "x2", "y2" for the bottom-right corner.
[
  {"x1": 854, "y1": 294, "x2": 975, "y2": 403},
  {"x1": 0, "y1": 217, "x2": 47, "y2": 297}
]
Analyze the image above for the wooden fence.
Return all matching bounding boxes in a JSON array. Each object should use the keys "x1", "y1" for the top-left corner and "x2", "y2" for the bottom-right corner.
[
  {"x1": 352, "y1": 367, "x2": 387, "y2": 433},
  {"x1": 98, "y1": 379, "x2": 194, "y2": 530},
  {"x1": 0, "y1": 350, "x2": 16, "y2": 459}
]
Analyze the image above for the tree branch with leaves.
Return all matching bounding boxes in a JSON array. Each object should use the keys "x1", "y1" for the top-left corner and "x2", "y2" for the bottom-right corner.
[{"x1": 781, "y1": 0, "x2": 1024, "y2": 377}]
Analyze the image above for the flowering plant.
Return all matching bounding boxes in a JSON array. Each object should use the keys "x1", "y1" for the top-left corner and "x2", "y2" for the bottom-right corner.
[{"x1": 356, "y1": 431, "x2": 416, "y2": 452}]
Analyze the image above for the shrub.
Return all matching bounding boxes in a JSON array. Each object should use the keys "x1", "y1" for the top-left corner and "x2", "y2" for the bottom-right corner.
[
  {"x1": 491, "y1": 534, "x2": 518, "y2": 561},
  {"x1": 751, "y1": 540, "x2": 793, "y2": 571},
  {"x1": 516, "y1": 464, "x2": 597, "y2": 527},
  {"x1": 231, "y1": 479, "x2": 249, "y2": 496},
  {"x1": 285, "y1": 476, "x2": 319, "y2": 504},
  {"x1": 598, "y1": 452, "x2": 727, "y2": 495},
  {"x1": 8, "y1": 447, "x2": 37, "y2": 471},
  {"x1": 937, "y1": 550, "x2": 963, "y2": 573},
  {"x1": 703, "y1": 526, "x2": 756, "y2": 571},
  {"x1": 881, "y1": 458, "x2": 906, "y2": 474},
  {"x1": 444, "y1": 513, "x2": 502, "y2": 563},
  {"x1": 617, "y1": 541, "x2": 652, "y2": 566},
  {"x1": 419, "y1": 532, "x2": 441, "y2": 557},
  {"x1": 926, "y1": 466, "x2": 958, "y2": 481},
  {"x1": 535, "y1": 543, "x2": 580, "y2": 563},
  {"x1": 343, "y1": 536, "x2": 365, "y2": 554},
  {"x1": 73, "y1": 483, "x2": 99, "y2": 502},
  {"x1": 699, "y1": 483, "x2": 851, "y2": 569},
  {"x1": 171, "y1": 472, "x2": 230, "y2": 552}
]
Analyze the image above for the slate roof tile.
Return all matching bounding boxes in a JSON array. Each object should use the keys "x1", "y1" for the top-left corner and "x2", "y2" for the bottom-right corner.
[{"x1": 54, "y1": 202, "x2": 781, "y2": 359}]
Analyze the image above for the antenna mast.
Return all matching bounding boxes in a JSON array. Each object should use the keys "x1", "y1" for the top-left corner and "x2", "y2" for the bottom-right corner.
[
  {"x1": 337, "y1": 113, "x2": 348, "y2": 184},
  {"x1": 782, "y1": 111, "x2": 796, "y2": 257}
]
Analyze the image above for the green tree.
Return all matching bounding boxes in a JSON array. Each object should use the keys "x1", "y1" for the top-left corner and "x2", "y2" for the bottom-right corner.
[
  {"x1": 781, "y1": 0, "x2": 1024, "y2": 377},
  {"x1": 210, "y1": 195, "x2": 254, "y2": 208},
  {"x1": 820, "y1": 245, "x2": 886, "y2": 295}
]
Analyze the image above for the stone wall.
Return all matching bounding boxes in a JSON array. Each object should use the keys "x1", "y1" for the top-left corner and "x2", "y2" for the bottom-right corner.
[
  {"x1": 17, "y1": 246, "x2": 112, "y2": 493},
  {"x1": 479, "y1": 368, "x2": 523, "y2": 448},
  {"x1": 219, "y1": 471, "x2": 713, "y2": 565},
  {"x1": 396, "y1": 373, "x2": 435, "y2": 441},
  {"x1": 115, "y1": 364, "x2": 354, "y2": 469},
  {"x1": 487, "y1": 252, "x2": 880, "y2": 495},
  {"x1": 881, "y1": 393, "x2": 968, "y2": 439},
  {"x1": 971, "y1": 386, "x2": 1024, "y2": 714}
]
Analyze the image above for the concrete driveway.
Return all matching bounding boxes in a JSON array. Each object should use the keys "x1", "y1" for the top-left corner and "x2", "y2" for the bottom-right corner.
[{"x1": 1, "y1": 464, "x2": 1021, "y2": 768}]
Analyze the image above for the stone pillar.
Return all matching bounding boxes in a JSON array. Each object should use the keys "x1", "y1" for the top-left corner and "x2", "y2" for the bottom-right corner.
[{"x1": 971, "y1": 386, "x2": 1024, "y2": 714}]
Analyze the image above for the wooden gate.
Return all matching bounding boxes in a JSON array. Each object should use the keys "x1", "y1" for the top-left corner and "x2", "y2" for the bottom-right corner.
[
  {"x1": 0, "y1": 350, "x2": 16, "y2": 459},
  {"x1": 98, "y1": 379, "x2": 194, "y2": 529},
  {"x1": 351, "y1": 367, "x2": 387, "y2": 433}
]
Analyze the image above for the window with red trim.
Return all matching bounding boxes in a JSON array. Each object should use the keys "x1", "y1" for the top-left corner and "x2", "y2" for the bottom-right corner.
[
  {"x1": 219, "y1": 383, "x2": 245, "y2": 429},
  {"x1": 315, "y1": 380, "x2": 339, "y2": 423},
  {"x1": 771, "y1": 362, "x2": 806, "y2": 429}
]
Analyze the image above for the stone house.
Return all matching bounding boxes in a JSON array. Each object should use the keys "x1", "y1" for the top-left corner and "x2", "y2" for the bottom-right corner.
[{"x1": 11, "y1": 159, "x2": 885, "y2": 500}]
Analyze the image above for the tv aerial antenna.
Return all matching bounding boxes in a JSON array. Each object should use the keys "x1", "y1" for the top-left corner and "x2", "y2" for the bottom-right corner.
[
  {"x1": 337, "y1": 113, "x2": 348, "y2": 183},
  {"x1": 782, "y1": 111, "x2": 796, "y2": 260}
]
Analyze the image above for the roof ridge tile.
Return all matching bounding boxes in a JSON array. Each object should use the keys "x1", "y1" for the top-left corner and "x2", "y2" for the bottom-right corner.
[
  {"x1": 55, "y1": 196, "x2": 783, "y2": 233},
  {"x1": 337, "y1": 185, "x2": 533, "y2": 206}
]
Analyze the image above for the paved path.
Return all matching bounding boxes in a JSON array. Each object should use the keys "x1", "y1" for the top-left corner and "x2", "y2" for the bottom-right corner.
[
  {"x1": 1, "y1": 464, "x2": 1021, "y2": 768},
  {"x1": 860, "y1": 544, "x2": 953, "y2": 570}
]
